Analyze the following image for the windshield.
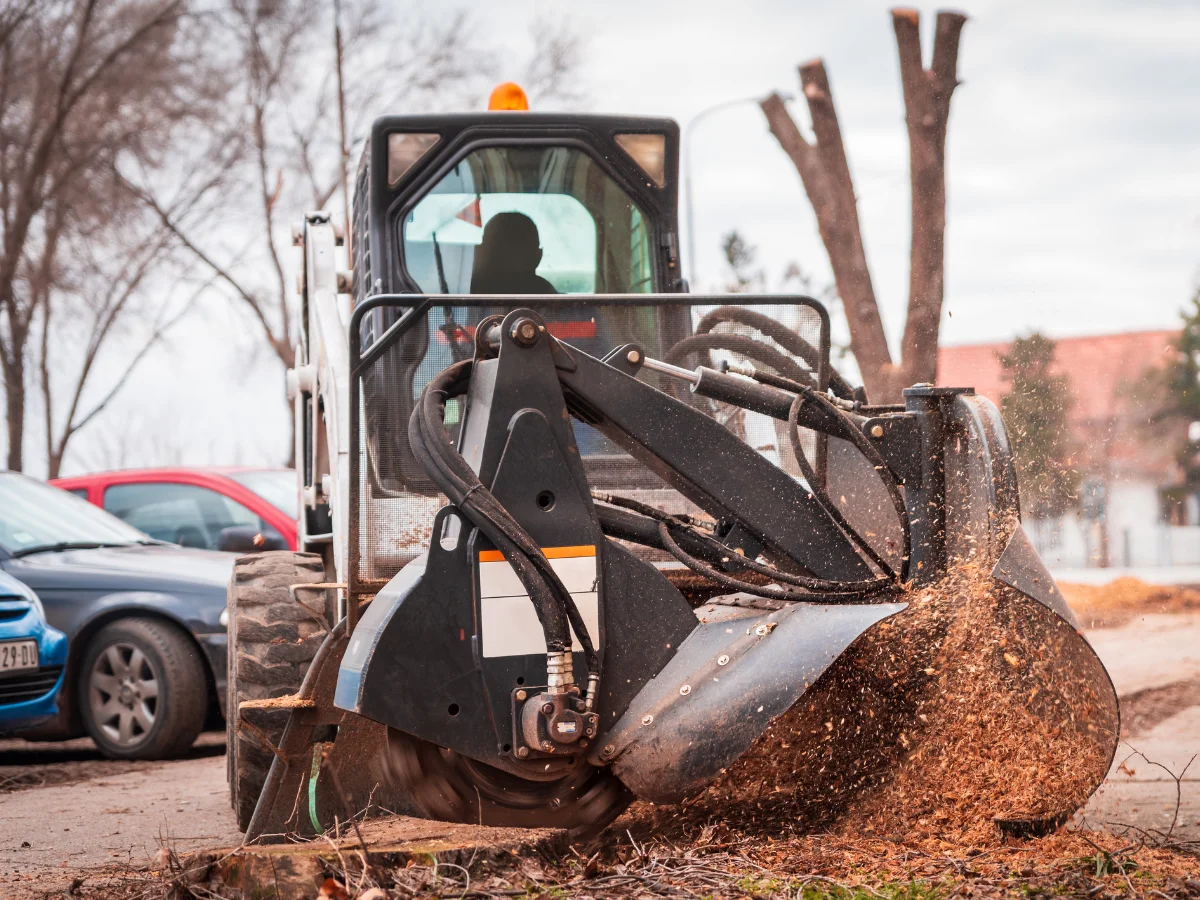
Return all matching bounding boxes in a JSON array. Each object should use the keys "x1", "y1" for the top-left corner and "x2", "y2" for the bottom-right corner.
[
  {"x1": 402, "y1": 145, "x2": 655, "y2": 295},
  {"x1": 0, "y1": 473, "x2": 146, "y2": 553},
  {"x1": 227, "y1": 470, "x2": 298, "y2": 519}
]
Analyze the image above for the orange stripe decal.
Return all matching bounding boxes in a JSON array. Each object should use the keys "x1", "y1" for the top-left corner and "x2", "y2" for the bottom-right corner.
[{"x1": 478, "y1": 545, "x2": 596, "y2": 563}]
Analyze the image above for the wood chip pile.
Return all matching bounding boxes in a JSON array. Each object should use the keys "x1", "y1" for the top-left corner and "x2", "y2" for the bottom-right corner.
[{"x1": 685, "y1": 560, "x2": 1119, "y2": 845}]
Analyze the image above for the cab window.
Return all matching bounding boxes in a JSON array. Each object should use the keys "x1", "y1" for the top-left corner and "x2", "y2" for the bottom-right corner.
[{"x1": 402, "y1": 146, "x2": 655, "y2": 296}]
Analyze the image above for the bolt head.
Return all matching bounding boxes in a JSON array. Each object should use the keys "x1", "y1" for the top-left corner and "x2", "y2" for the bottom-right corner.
[
  {"x1": 602, "y1": 744, "x2": 616, "y2": 757},
  {"x1": 541, "y1": 741, "x2": 555, "y2": 752},
  {"x1": 679, "y1": 684, "x2": 691, "y2": 696},
  {"x1": 626, "y1": 349, "x2": 642, "y2": 364},
  {"x1": 870, "y1": 424, "x2": 885, "y2": 439},
  {"x1": 717, "y1": 654, "x2": 730, "y2": 666},
  {"x1": 515, "y1": 689, "x2": 527, "y2": 701},
  {"x1": 510, "y1": 317, "x2": 540, "y2": 347},
  {"x1": 515, "y1": 746, "x2": 529, "y2": 758},
  {"x1": 641, "y1": 714, "x2": 654, "y2": 726},
  {"x1": 541, "y1": 702, "x2": 555, "y2": 716},
  {"x1": 755, "y1": 624, "x2": 769, "y2": 636}
]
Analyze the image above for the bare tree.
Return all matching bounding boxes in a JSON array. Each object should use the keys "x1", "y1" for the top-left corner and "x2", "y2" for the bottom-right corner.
[
  {"x1": 761, "y1": 8, "x2": 966, "y2": 402},
  {"x1": 140, "y1": 2, "x2": 498, "y2": 379},
  {"x1": 138, "y1": 2, "x2": 585, "y2": 462},
  {"x1": 33, "y1": 215, "x2": 212, "y2": 477},
  {"x1": 521, "y1": 16, "x2": 586, "y2": 108},
  {"x1": 0, "y1": 0, "x2": 219, "y2": 472},
  {"x1": 0, "y1": 0, "x2": 38, "y2": 45}
]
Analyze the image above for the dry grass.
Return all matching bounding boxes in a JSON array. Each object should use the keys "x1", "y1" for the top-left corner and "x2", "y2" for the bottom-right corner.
[{"x1": 94, "y1": 824, "x2": 1199, "y2": 899}]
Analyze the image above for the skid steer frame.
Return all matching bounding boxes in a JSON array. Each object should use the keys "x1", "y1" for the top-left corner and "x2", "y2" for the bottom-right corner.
[{"x1": 245, "y1": 270, "x2": 1116, "y2": 841}]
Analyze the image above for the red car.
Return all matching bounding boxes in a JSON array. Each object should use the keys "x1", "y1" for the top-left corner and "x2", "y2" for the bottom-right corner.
[{"x1": 51, "y1": 468, "x2": 298, "y2": 552}]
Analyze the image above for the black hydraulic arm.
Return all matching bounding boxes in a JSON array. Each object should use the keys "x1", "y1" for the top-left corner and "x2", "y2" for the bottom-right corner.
[{"x1": 550, "y1": 339, "x2": 872, "y2": 580}]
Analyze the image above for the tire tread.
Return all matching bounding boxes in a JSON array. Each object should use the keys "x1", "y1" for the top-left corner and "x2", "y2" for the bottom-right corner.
[{"x1": 226, "y1": 551, "x2": 326, "y2": 831}]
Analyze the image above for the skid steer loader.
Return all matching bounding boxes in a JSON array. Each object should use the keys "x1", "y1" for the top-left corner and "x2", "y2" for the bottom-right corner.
[{"x1": 226, "y1": 99, "x2": 1119, "y2": 842}]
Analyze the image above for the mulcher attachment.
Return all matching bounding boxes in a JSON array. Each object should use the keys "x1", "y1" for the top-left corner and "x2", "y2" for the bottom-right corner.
[{"x1": 245, "y1": 305, "x2": 1118, "y2": 839}]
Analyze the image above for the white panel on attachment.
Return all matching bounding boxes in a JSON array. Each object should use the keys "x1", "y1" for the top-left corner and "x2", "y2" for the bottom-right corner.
[{"x1": 477, "y1": 547, "x2": 599, "y2": 658}]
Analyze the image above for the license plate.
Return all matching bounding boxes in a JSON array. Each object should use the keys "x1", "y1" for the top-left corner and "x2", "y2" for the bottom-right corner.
[{"x1": 0, "y1": 640, "x2": 38, "y2": 673}]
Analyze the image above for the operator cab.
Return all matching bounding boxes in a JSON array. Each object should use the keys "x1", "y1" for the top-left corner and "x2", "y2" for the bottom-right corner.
[
  {"x1": 352, "y1": 111, "x2": 682, "y2": 346},
  {"x1": 351, "y1": 108, "x2": 685, "y2": 494}
]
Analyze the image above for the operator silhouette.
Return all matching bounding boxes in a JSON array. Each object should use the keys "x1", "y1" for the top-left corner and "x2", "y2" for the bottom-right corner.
[{"x1": 470, "y1": 212, "x2": 557, "y2": 294}]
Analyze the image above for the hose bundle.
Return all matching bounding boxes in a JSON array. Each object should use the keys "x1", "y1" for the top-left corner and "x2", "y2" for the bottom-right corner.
[
  {"x1": 407, "y1": 359, "x2": 599, "y2": 692},
  {"x1": 597, "y1": 307, "x2": 911, "y2": 605}
]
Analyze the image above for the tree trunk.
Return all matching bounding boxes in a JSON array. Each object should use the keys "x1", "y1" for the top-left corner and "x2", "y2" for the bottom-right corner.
[
  {"x1": 893, "y1": 9, "x2": 967, "y2": 388},
  {"x1": 47, "y1": 447, "x2": 64, "y2": 479},
  {"x1": 4, "y1": 355, "x2": 24, "y2": 471},
  {"x1": 761, "y1": 74, "x2": 894, "y2": 403},
  {"x1": 761, "y1": 9, "x2": 967, "y2": 401}
]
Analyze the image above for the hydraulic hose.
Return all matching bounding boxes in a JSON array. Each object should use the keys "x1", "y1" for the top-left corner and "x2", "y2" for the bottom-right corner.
[
  {"x1": 692, "y1": 305, "x2": 857, "y2": 400},
  {"x1": 407, "y1": 360, "x2": 600, "y2": 691},
  {"x1": 654, "y1": 520, "x2": 893, "y2": 603},
  {"x1": 593, "y1": 487, "x2": 896, "y2": 597},
  {"x1": 665, "y1": 332, "x2": 814, "y2": 392},
  {"x1": 592, "y1": 308, "x2": 911, "y2": 602}
]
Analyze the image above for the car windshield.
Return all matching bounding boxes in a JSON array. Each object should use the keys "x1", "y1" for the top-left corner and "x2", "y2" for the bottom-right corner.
[
  {"x1": 0, "y1": 473, "x2": 146, "y2": 554},
  {"x1": 227, "y1": 470, "x2": 297, "y2": 519}
]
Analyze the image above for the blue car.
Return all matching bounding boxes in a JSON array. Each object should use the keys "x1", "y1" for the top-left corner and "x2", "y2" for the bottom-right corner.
[{"x1": 0, "y1": 570, "x2": 67, "y2": 735}]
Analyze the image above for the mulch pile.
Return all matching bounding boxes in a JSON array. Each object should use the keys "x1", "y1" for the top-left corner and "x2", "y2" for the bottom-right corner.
[
  {"x1": 1060, "y1": 576, "x2": 1200, "y2": 628},
  {"x1": 662, "y1": 558, "x2": 1119, "y2": 846}
]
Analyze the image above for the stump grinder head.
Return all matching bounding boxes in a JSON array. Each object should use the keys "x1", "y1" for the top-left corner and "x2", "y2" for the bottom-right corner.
[{"x1": 245, "y1": 302, "x2": 1117, "y2": 841}]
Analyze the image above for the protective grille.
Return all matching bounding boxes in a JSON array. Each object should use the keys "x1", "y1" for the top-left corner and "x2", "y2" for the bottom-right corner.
[
  {"x1": 0, "y1": 666, "x2": 61, "y2": 705},
  {"x1": 352, "y1": 297, "x2": 830, "y2": 587}
]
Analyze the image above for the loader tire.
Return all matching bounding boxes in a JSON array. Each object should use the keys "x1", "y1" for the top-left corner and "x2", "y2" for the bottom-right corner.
[{"x1": 226, "y1": 551, "x2": 328, "y2": 832}]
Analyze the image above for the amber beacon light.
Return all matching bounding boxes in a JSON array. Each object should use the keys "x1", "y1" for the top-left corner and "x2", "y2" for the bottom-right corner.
[{"x1": 487, "y1": 82, "x2": 529, "y2": 111}]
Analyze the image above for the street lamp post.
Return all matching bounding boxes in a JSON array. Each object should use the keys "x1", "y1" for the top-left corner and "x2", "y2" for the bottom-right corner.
[{"x1": 683, "y1": 93, "x2": 791, "y2": 288}]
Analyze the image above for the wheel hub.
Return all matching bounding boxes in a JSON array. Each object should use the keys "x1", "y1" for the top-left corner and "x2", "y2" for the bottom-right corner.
[{"x1": 89, "y1": 641, "x2": 158, "y2": 747}]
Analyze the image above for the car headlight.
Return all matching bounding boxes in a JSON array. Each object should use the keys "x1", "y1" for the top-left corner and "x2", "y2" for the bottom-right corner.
[{"x1": 219, "y1": 607, "x2": 229, "y2": 628}]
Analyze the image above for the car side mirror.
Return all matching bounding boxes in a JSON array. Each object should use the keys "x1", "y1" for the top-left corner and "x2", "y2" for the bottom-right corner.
[{"x1": 217, "y1": 526, "x2": 287, "y2": 553}]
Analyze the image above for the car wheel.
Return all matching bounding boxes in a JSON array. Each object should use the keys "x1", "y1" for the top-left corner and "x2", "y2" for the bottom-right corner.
[
  {"x1": 79, "y1": 618, "x2": 208, "y2": 760},
  {"x1": 226, "y1": 551, "x2": 327, "y2": 831}
]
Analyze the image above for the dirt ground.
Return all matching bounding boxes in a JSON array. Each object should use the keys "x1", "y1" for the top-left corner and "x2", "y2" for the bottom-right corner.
[{"x1": 2, "y1": 590, "x2": 1198, "y2": 898}]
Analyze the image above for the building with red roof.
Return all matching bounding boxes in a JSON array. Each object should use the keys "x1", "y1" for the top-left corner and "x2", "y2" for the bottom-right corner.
[{"x1": 938, "y1": 330, "x2": 1189, "y2": 568}]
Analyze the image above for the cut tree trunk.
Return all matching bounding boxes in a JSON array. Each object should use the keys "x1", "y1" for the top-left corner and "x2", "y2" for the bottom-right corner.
[
  {"x1": 893, "y1": 8, "x2": 967, "y2": 389},
  {"x1": 761, "y1": 8, "x2": 967, "y2": 402},
  {"x1": 761, "y1": 75, "x2": 892, "y2": 404}
]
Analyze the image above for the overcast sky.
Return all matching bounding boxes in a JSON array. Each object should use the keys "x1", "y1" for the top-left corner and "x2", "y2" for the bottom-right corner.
[{"x1": 32, "y1": 0, "x2": 1200, "y2": 476}]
